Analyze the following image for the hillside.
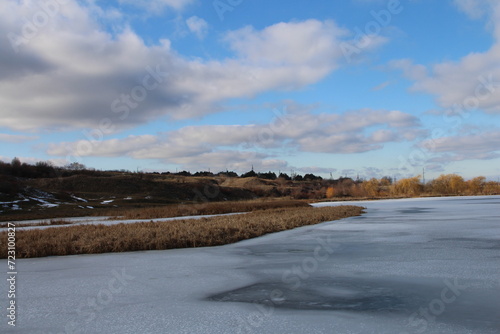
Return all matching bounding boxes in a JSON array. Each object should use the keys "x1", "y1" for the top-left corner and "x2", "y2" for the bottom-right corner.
[{"x1": 0, "y1": 171, "x2": 325, "y2": 221}]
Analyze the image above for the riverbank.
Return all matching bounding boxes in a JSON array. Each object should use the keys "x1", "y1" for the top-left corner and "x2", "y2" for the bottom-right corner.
[{"x1": 1, "y1": 205, "x2": 364, "y2": 258}]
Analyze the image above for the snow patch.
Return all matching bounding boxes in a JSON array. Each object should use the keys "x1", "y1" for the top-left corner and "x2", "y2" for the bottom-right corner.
[
  {"x1": 0, "y1": 197, "x2": 29, "y2": 205},
  {"x1": 30, "y1": 197, "x2": 59, "y2": 208},
  {"x1": 71, "y1": 195, "x2": 88, "y2": 202}
]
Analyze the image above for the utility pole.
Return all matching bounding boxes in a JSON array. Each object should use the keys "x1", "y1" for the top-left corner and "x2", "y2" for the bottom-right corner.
[{"x1": 422, "y1": 168, "x2": 426, "y2": 184}]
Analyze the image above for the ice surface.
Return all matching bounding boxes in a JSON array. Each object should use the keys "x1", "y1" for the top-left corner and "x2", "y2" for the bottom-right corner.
[
  {"x1": 1, "y1": 196, "x2": 499, "y2": 334},
  {"x1": 1, "y1": 213, "x2": 247, "y2": 232}
]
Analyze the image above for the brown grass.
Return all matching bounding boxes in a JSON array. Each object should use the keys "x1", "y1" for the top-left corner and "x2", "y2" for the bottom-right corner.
[
  {"x1": 1, "y1": 205, "x2": 364, "y2": 258},
  {"x1": 106, "y1": 199, "x2": 309, "y2": 220}
]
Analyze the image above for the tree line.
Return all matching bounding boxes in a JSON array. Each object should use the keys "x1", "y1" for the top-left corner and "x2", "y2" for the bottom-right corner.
[
  {"x1": 0, "y1": 158, "x2": 325, "y2": 181},
  {"x1": 2, "y1": 158, "x2": 499, "y2": 198},
  {"x1": 326, "y1": 175, "x2": 500, "y2": 198}
]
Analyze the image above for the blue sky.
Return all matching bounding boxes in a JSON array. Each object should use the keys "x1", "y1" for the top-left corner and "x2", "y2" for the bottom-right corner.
[{"x1": 1, "y1": 0, "x2": 500, "y2": 180}]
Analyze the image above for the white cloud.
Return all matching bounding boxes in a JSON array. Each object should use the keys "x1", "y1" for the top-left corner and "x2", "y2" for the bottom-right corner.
[
  {"x1": 453, "y1": 0, "x2": 490, "y2": 19},
  {"x1": 392, "y1": 2, "x2": 500, "y2": 114},
  {"x1": 165, "y1": 151, "x2": 284, "y2": 173},
  {"x1": 412, "y1": 53, "x2": 500, "y2": 113},
  {"x1": 361, "y1": 167, "x2": 385, "y2": 179},
  {"x1": 371, "y1": 81, "x2": 392, "y2": 91},
  {"x1": 421, "y1": 131, "x2": 500, "y2": 161},
  {"x1": 158, "y1": 108, "x2": 420, "y2": 155},
  {"x1": 0, "y1": 133, "x2": 38, "y2": 143},
  {"x1": 224, "y1": 20, "x2": 348, "y2": 67},
  {"x1": 388, "y1": 59, "x2": 428, "y2": 81},
  {"x1": 186, "y1": 16, "x2": 208, "y2": 39},
  {"x1": 0, "y1": 2, "x2": 381, "y2": 132},
  {"x1": 46, "y1": 105, "x2": 422, "y2": 171},
  {"x1": 118, "y1": 0, "x2": 195, "y2": 13},
  {"x1": 47, "y1": 135, "x2": 159, "y2": 157},
  {"x1": 296, "y1": 166, "x2": 337, "y2": 175}
]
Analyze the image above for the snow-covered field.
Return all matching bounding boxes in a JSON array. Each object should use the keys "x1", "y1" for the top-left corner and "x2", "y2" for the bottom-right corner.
[{"x1": 2, "y1": 196, "x2": 499, "y2": 334}]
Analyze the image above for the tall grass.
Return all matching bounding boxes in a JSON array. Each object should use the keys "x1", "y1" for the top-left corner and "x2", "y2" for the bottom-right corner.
[
  {"x1": 1, "y1": 205, "x2": 364, "y2": 258},
  {"x1": 106, "y1": 199, "x2": 309, "y2": 219}
]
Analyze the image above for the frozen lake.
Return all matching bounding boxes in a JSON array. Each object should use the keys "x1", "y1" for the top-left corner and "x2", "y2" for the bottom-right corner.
[{"x1": 2, "y1": 196, "x2": 499, "y2": 333}]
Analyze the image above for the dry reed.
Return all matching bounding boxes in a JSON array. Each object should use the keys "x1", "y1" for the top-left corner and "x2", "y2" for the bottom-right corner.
[
  {"x1": 1, "y1": 205, "x2": 364, "y2": 258},
  {"x1": 107, "y1": 199, "x2": 309, "y2": 220}
]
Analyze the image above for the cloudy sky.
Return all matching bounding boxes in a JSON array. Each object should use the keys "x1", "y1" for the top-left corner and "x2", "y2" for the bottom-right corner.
[{"x1": 1, "y1": 0, "x2": 500, "y2": 180}]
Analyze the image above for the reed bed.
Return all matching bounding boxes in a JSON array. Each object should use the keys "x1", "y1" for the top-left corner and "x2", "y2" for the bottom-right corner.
[
  {"x1": 107, "y1": 199, "x2": 310, "y2": 220},
  {"x1": 1, "y1": 205, "x2": 364, "y2": 258}
]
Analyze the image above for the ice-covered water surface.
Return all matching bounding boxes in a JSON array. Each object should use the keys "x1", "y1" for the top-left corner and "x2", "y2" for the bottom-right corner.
[{"x1": 1, "y1": 196, "x2": 499, "y2": 334}]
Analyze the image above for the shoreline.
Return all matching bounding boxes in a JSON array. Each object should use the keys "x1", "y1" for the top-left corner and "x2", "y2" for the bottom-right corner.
[{"x1": 1, "y1": 205, "x2": 365, "y2": 259}]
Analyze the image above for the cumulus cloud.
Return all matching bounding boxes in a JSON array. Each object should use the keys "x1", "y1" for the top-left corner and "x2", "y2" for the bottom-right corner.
[
  {"x1": 388, "y1": 59, "x2": 428, "y2": 81},
  {"x1": 296, "y1": 166, "x2": 337, "y2": 175},
  {"x1": 453, "y1": 0, "x2": 492, "y2": 19},
  {"x1": 118, "y1": 0, "x2": 195, "y2": 13},
  {"x1": 0, "y1": 133, "x2": 38, "y2": 143},
  {"x1": 225, "y1": 20, "x2": 347, "y2": 67},
  {"x1": 167, "y1": 151, "x2": 285, "y2": 173},
  {"x1": 46, "y1": 104, "x2": 423, "y2": 172},
  {"x1": 0, "y1": 2, "x2": 379, "y2": 132},
  {"x1": 47, "y1": 135, "x2": 159, "y2": 158},
  {"x1": 371, "y1": 81, "x2": 392, "y2": 91},
  {"x1": 226, "y1": 19, "x2": 388, "y2": 67},
  {"x1": 421, "y1": 131, "x2": 500, "y2": 161},
  {"x1": 356, "y1": 166, "x2": 385, "y2": 179},
  {"x1": 186, "y1": 16, "x2": 208, "y2": 39},
  {"x1": 138, "y1": 108, "x2": 421, "y2": 156},
  {"x1": 392, "y1": 2, "x2": 500, "y2": 114}
]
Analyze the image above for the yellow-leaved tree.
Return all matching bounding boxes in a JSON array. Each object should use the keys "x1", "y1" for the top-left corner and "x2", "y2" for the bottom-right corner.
[
  {"x1": 466, "y1": 176, "x2": 486, "y2": 195},
  {"x1": 391, "y1": 176, "x2": 423, "y2": 196},
  {"x1": 362, "y1": 178, "x2": 380, "y2": 197},
  {"x1": 430, "y1": 174, "x2": 466, "y2": 195},
  {"x1": 326, "y1": 186, "x2": 335, "y2": 199}
]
